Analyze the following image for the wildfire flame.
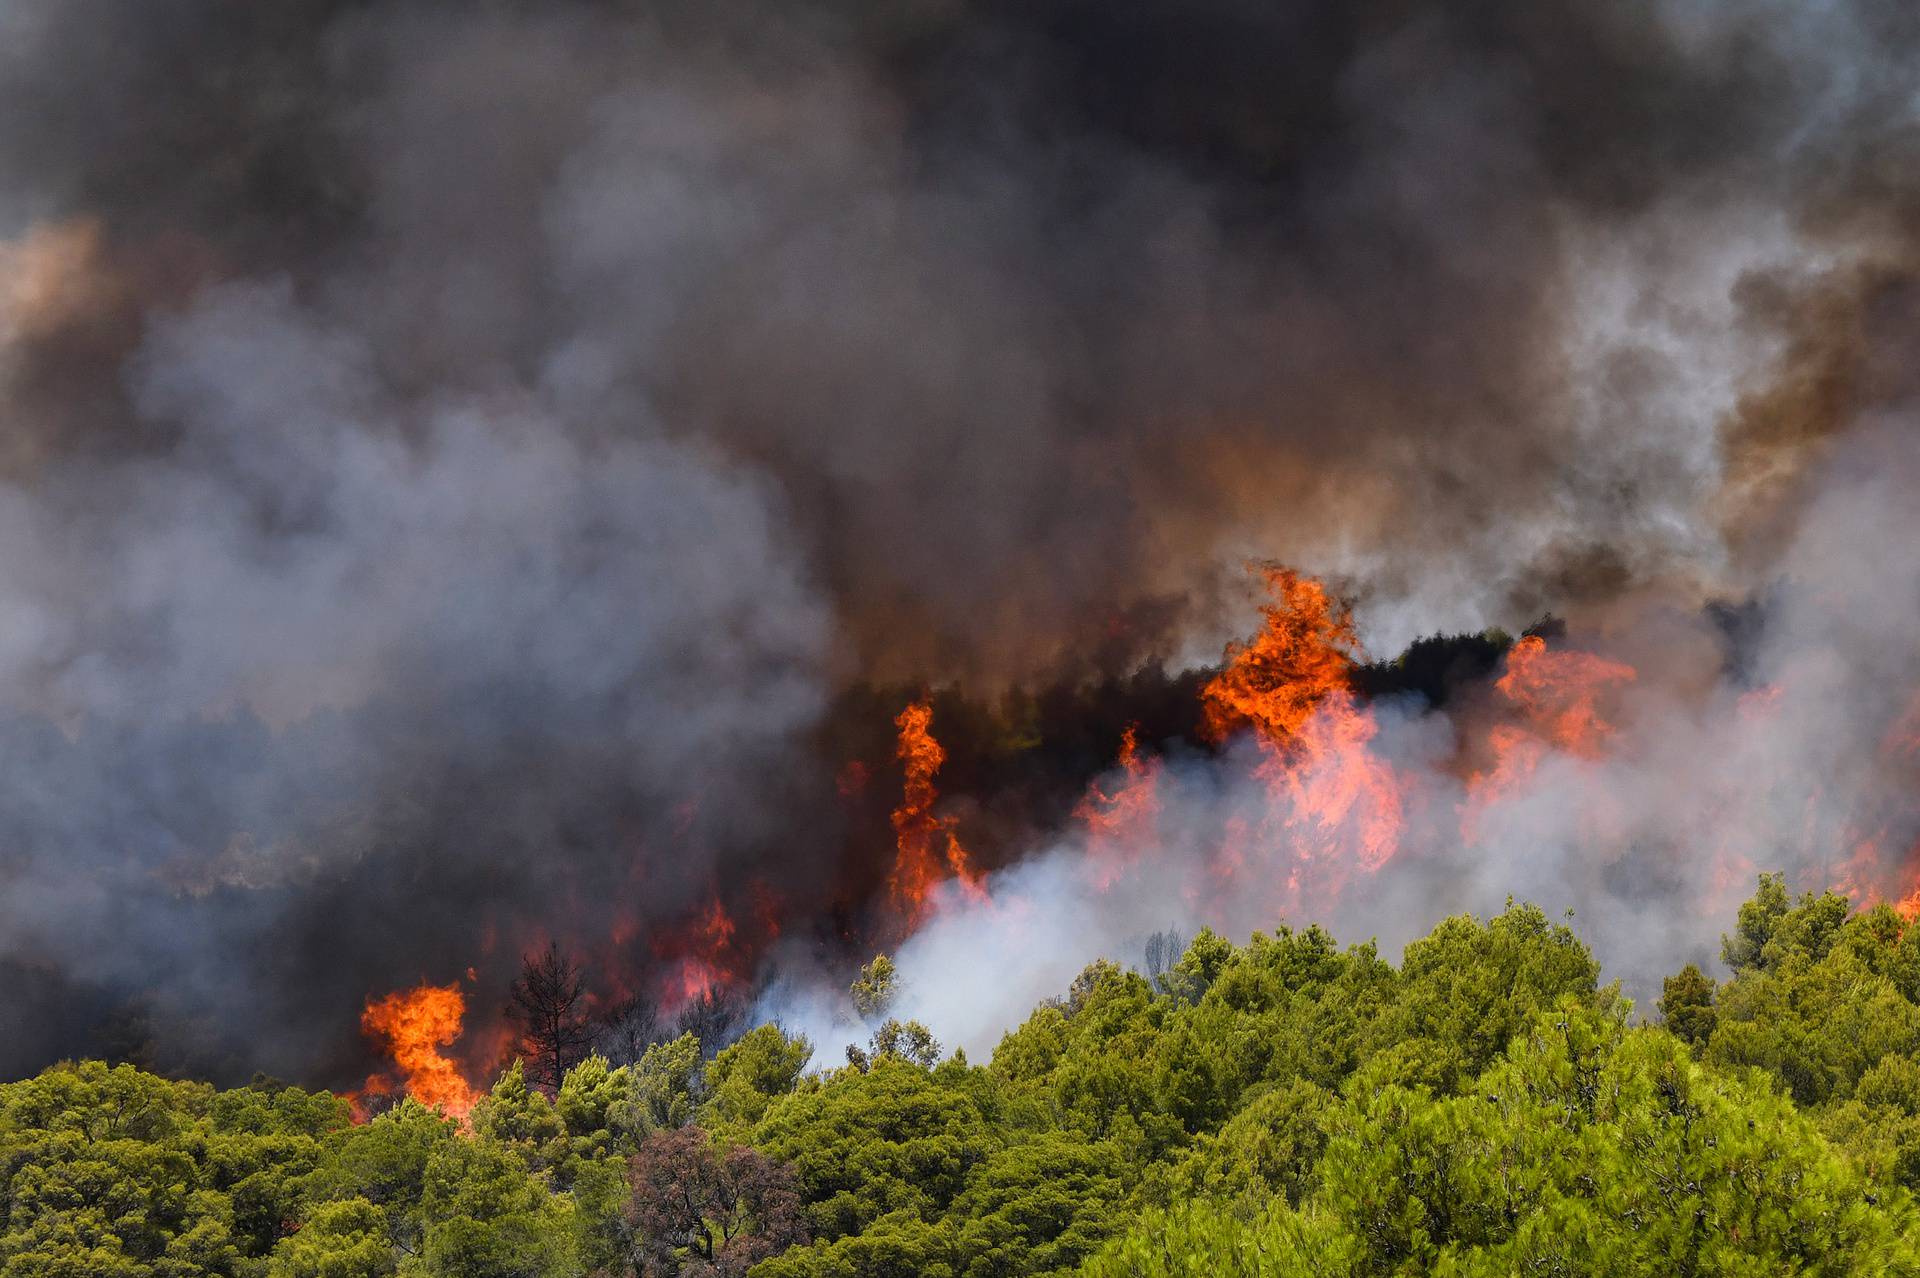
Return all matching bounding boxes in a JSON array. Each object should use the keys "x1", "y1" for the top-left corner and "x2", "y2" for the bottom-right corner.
[
  {"x1": 1884, "y1": 701, "x2": 1920, "y2": 919},
  {"x1": 357, "y1": 982, "x2": 480, "y2": 1119},
  {"x1": 1076, "y1": 724, "x2": 1162, "y2": 888},
  {"x1": 1461, "y1": 634, "x2": 1639, "y2": 836},
  {"x1": 1199, "y1": 566, "x2": 1403, "y2": 903},
  {"x1": 1492, "y1": 635, "x2": 1637, "y2": 758},
  {"x1": 347, "y1": 571, "x2": 1920, "y2": 1097},
  {"x1": 1277, "y1": 689, "x2": 1402, "y2": 876},
  {"x1": 1202, "y1": 567, "x2": 1361, "y2": 750},
  {"x1": 671, "y1": 895, "x2": 738, "y2": 1005},
  {"x1": 1833, "y1": 694, "x2": 1920, "y2": 908},
  {"x1": 890, "y1": 699, "x2": 985, "y2": 924}
]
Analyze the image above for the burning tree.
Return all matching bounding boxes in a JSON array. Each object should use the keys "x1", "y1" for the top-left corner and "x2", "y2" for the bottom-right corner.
[
  {"x1": 507, "y1": 942, "x2": 595, "y2": 1092},
  {"x1": 1200, "y1": 566, "x2": 1363, "y2": 750},
  {"x1": 675, "y1": 987, "x2": 750, "y2": 1058},
  {"x1": 888, "y1": 699, "x2": 985, "y2": 925}
]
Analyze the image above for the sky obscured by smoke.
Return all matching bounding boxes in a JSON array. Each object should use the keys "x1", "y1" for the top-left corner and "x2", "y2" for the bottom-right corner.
[{"x1": 2, "y1": 0, "x2": 1918, "y2": 1081}]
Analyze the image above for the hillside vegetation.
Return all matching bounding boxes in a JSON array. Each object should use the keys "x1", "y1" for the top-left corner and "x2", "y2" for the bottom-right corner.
[{"x1": 5, "y1": 877, "x2": 1920, "y2": 1276}]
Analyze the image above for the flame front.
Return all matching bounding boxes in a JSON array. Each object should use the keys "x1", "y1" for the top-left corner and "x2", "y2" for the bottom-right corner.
[
  {"x1": 358, "y1": 983, "x2": 480, "y2": 1119},
  {"x1": 1833, "y1": 693, "x2": 1920, "y2": 909},
  {"x1": 364, "y1": 572, "x2": 1920, "y2": 1085},
  {"x1": 1492, "y1": 635, "x2": 1637, "y2": 758},
  {"x1": 1278, "y1": 689, "x2": 1401, "y2": 876},
  {"x1": 1460, "y1": 633, "x2": 1639, "y2": 843}
]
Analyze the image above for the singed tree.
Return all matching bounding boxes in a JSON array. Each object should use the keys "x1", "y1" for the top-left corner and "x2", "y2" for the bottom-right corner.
[
  {"x1": 676, "y1": 987, "x2": 748, "y2": 1058},
  {"x1": 508, "y1": 942, "x2": 594, "y2": 1091},
  {"x1": 596, "y1": 993, "x2": 662, "y2": 1067}
]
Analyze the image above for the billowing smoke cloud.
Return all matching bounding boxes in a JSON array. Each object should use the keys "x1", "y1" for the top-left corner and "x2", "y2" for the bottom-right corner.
[{"x1": 1, "y1": 0, "x2": 1918, "y2": 1082}]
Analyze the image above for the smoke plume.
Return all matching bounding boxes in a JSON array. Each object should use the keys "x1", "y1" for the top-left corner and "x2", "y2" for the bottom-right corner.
[{"x1": 1, "y1": 0, "x2": 1918, "y2": 1082}]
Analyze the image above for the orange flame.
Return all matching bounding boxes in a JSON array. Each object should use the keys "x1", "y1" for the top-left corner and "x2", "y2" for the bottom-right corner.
[
  {"x1": 701, "y1": 894, "x2": 737, "y2": 950},
  {"x1": 358, "y1": 983, "x2": 479, "y2": 1119},
  {"x1": 1492, "y1": 635, "x2": 1637, "y2": 758},
  {"x1": 1278, "y1": 689, "x2": 1402, "y2": 875},
  {"x1": 1202, "y1": 567, "x2": 1361, "y2": 750},
  {"x1": 1882, "y1": 701, "x2": 1920, "y2": 915},
  {"x1": 1198, "y1": 567, "x2": 1404, "y2": 907},
  {"x1": 656, "y1": 893, "x2": 744, "y2": 1009},
  {"x1": 890, "y1": 699, "x2": 984, "y2": 924},
  {"x1": 1835, "y1": 694, "x2": 1920, "y2": 907},
  {"x1": 1897, "y1": 880, "x2": 1920, "y2": 923},
  {"x1": 1464, "y1": 635, "x2": 1638, "y2": 824},
  {"x1": 1076, "y1": 725, "x2": 1162, "y2": 888}
]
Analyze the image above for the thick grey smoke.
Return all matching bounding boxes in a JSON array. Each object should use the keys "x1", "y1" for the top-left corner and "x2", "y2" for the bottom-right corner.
[
  {"x1": 2, "y1": 0, "x2": 1919, "y2": 1081},
  {"x1": 0, "y1": 275, "x2": 831, "y2": 1079}
]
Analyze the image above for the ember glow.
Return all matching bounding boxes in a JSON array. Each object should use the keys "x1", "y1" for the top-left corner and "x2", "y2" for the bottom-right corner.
[{"x1": 665, "y1": 896, "x2": 741, "y2": 1008}]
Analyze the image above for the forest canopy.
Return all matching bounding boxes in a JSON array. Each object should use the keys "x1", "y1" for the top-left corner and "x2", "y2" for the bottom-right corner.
[{"x1": 5, "y1": 877, "x2": 1920, "y2": 1276}]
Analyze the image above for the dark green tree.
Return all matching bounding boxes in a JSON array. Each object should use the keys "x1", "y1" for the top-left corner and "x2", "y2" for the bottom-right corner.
[{"x1": 1659, "y1": 962, "x2": 1718, "y2": 1047}]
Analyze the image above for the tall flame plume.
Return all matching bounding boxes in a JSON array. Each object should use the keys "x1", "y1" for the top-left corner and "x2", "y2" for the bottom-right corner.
[
  {"x1": 890, "y1": 699, "x2": 984, "y2": 925},
  {"x1": 357, "y1": 983, "x2": 480, "y2": 1120}
]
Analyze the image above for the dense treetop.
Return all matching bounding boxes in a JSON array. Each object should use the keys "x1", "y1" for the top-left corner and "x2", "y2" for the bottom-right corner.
[{"x1": 5, "y1": 878, "x2": 1919, "y2": 1276}]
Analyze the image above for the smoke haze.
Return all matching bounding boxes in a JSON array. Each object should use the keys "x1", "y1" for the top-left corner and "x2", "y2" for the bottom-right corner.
[{"x1": 1, "y1": 0, "x2": 1918, "y2": 1081}]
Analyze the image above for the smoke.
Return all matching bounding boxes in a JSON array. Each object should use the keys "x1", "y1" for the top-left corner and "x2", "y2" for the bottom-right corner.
[
  {"x1": 861, "y1": 448, "x2": 1920, "y2": 1057},
  {"x1": 0, "y1": 276, "x2": 832, "y2": 1079},
  {"x1": 2, "y1": 0, "x2": 1919, "y2": 1081}
]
